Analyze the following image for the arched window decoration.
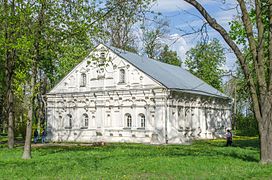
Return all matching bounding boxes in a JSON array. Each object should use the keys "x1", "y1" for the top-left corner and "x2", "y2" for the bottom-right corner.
[
  {"x1": 119, "y1": 69, "x2": 125, "y2": 83},
  {"x1": 80, "y1": 73, "x2": 86, "y2": 87},
  {"x1": 83, "y1": 114, "x2": 88, "y2": 127},
  {"x1": 65, "y1": 114, "x2": 72, "y2": 129},
  {"x1": 100, "y1": 52, "x2": 106, "y2": 59},
  {"x1": 139, "y1": 114, "x2": 145, "y2": 128},
  {"x1": 68, "y1": 114, "x2": 72, "y2": 127},
  {"x1": 125, "y1": 113, "x2": 132, "y2": 128}
]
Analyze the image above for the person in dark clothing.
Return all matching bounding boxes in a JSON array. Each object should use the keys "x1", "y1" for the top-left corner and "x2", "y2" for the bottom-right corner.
[
  {"x1": 226, "y1": 129, "x2": 232, "y2": 146},
  {"x1": 34, "y1": 129, "x2": 39, "y2": 144},
  {"x1": 41, "y1": 129, "x2": 46, "y2": 144}
]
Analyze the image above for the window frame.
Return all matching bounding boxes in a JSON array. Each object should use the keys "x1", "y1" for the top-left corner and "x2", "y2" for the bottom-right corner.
[
  {"x1": 126, "y1": 114, "x2": 132, "y2": 128},
  {"x1": 140, "y1": 114, "x2": 145, "y2": 128},
  {"x1": 100, "y1": 52, "x2": 106, "y2": 59},
  {"x1": 80, "y1": 73, "x2": 87, "y2": 87},
  {"x1": 65, "y1": 114, "x2": 72, "y2": 129},
  {"x1": 83, "y1": 113, "x2": 89, "y2": 128},
  {"x1": 119, "y1": 69, "x2": 125, "y2": 83}
]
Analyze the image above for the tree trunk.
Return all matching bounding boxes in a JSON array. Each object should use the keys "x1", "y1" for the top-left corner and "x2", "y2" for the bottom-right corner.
[
  {"x1": 22, "y1": 108, "x2": 32, "y2": 159},
  {"x1": 22, "y1": 58, "x2": 37, "y2": 159},
  {"x1": 3, "y1": 0, "x2": 15, "y2": 149},
  {"x1": 5, "y1": 49, "x2": 16, "y2": 149},
  {"x1": 22, "y1": 49, "x2": 37, "y2": 159},
  {"x1": 259, "y1": 129, "x2": 272, "y2": 164},
  {"x1": 7, "y1": 88, "x2": 14, "y2": 149},
  {"x1": 0, "y1": 95, "x2": 4, "y2": 133},
  {"x1": 183, "y1": 0, "x2": 272, "y2": 164},
  {"x1": 39, "y1": 75, "x2": 48, "y2": 129},
  {"x1": 22, "y1": 0, "x2": 44, "y2": 159},
  {"x1": 259, "y1": 95, "x2": 272, "y2": 164}
]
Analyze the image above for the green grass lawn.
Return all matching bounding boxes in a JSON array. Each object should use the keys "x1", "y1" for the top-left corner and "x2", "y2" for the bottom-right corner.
[{"x1": 0, "y1": 136, "x2": 272, "y2": 179}]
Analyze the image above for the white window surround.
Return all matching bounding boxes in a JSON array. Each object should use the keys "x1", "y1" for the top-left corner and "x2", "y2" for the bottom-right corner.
[
  {"x1": 80, "y1": 73, "x2": 86, "y2": 87},
  {"x1": 82, "y1": 113, "x2": 88, "y2": 128},
  {"x1": 100, "y1": 52, "x2": 106, "y2": 59},
  {"x1": 65, "y1": 114, "x2": 72, "y2": 129},
  {"x1": 139, "y1": 114, "x2": 145, "y2": 128},
  {"x1": 119, "y1": 69, "x2": 125, "y2": 83},
  {"x1": 125, "y1": 113, "x2": 132, "y2": 128}
]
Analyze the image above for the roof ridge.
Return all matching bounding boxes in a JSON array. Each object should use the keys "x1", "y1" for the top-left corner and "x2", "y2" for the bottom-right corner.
[
  {"x1": 102, "y1": 43, "x2": 229, "y2": 99},
  {"x1": 104, "y1": 44, "x2": 185, "y2": 69}
]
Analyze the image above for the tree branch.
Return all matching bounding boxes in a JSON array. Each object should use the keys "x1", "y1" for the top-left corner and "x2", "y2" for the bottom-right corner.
[
  {"x1": 255, "y1": 0, "x2": 267, "y2": 97},
  {"x1": 237, "y1": 0, "x2": 257, "y2": 59},
  {"x1": 269, "y1": 0, "x2": 272, "y2": 92},
  {"x1": 238, "y1": 0, "x2": 267, "y2": 100},
  {"x1": 183, "y1": 0, "x2": 262, "y2": 121}
]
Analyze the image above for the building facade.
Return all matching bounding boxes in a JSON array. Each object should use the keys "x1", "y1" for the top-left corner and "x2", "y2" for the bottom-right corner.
[{"x1": 46, "y1": 44, "x2": 232, "y2": 144}]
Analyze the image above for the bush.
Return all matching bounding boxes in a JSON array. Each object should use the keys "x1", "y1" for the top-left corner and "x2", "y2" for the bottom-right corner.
[
  {"x1": 235, "y1": 113, "x2": 258, "y2": 136},
  {"x1": 15, "y1": 121, "x2": 27, "y2": 140},
  {"x1": 14, "y1": 114, "x2": 27, "y2": 140}
]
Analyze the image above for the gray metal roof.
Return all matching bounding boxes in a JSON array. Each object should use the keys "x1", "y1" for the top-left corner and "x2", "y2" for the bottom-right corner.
[{"x1": 106, "y1": 45, "x2": 229, "y2": 99}]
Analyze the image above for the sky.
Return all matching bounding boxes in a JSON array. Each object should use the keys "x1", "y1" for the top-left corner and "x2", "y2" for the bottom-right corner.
[{"x1": 150, "y1": 0, "x2": 240, "y2": 72}]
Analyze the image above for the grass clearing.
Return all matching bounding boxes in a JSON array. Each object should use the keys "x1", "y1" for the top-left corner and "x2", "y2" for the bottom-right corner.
[{"x1": 0, "y1": 136, "x2": 272, "y2": 179}]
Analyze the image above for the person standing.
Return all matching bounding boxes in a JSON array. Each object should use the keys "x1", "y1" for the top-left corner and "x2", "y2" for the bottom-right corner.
[
  {"x1": 41, "y1": 129, "x2": 46, "y2": 144},
  {"x1": 34, "y1": 129, "x2": 39, "y2": 144},
  {"x1": 226, "y1": 129, "x2": 232, "y2": 146}
]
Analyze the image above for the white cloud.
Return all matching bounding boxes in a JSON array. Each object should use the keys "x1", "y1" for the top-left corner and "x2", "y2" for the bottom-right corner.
[
  {"x1": 151, "y1": 0, "x2": 191, "y2": 12},
  {"x1": 148, "y1": 0, "x2": 239, "y2": 72},
  {"x1": 152, "y1": 0, "x2": 218, "y2": 13},
  {"x1": 161, "y1": 33, "x2": 190, "y2": 61}
]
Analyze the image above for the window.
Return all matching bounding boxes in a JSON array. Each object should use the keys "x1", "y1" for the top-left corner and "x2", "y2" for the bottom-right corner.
[
  {"x1": 83, "y1": 114, "x2": 88, "y2": 127},
  {"x1": 140, "y1": 114, "x2": 145, "y2": 128},
  {"x1": 119, "y1": 69, "x2": 125, "y2": 83},
  {"x1": 65, "y1": 114, "x2": 72, "y2": 129},
  {"x1": 80, "y1": 73, "x2": 86, "y2": 87},
  {"x1": 100, "y1": 52, "x2": 106, "y2": 59},
  {"x1": 126, "y1": 114, "x2": 132, "y2": 128}
]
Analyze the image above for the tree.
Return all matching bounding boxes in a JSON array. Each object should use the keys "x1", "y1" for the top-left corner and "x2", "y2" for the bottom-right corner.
[
  {"x1": 104, "y1": 0, "x2": 152, "y2": 51},
  {"x1": 1, "y1": 0, "x2": 18, "y2": 149},
  {"x1": 185, "y1": 39, "x2": 226, "y2": 91},
  {"x1": 0, "y1": 0, "x2": 107, "y2": 158},
  {"x1": 158, "y1": 45, "x2": 181, "y2": 66},
  {"x1": 142, "y1": 19, "x2": 169, "y2": 59},
  {"x1": 184, "y1": 0, "x2": 272, "y2": 164},
  {"x1": 22, "y1": 0, "x2": 46, "y2": 159},
  {"x1": 20, "y1": 0, "x2": 106, "y2": 159},
  {"x1": 224, "y1": 68, "x2": 258, "y2": 134},
  {"x1": 0, "y1": 61, "x2": 3, "y2": 134}
]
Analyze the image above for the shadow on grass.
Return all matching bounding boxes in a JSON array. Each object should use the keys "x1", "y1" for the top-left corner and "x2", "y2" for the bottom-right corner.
[
  {"x1": 229, "y1": 151, "x2": 258, "y2": 162},
  {"x1": 32, "y1": 139, "x2": 260, "y2": 163},
  {"x1": 1, "y1": 136, "x2": 260, "y2": 163},
  {"x1": 233, "y1": 138, "x2": 259, "y2": 150}
]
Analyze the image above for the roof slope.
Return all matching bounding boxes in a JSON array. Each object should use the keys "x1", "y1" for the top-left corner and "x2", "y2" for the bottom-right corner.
[{"x1": 106, "y1": 45, "x2": 228, "y2": 99}]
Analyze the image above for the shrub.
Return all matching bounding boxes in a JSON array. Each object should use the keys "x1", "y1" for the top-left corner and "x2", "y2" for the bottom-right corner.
[{"x1": 235, "y1": 113, "x2": 258, "y2": 136}]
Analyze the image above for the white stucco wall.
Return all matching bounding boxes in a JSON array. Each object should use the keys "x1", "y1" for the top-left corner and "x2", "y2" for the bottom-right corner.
[{"x1": 165, "y1": 92, "x2": 232, "y2": 144}]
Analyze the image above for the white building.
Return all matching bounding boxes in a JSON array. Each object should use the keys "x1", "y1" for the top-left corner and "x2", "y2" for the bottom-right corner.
[{"x1": 46, "y1": 44, "x2": 232, "y2": 144}]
